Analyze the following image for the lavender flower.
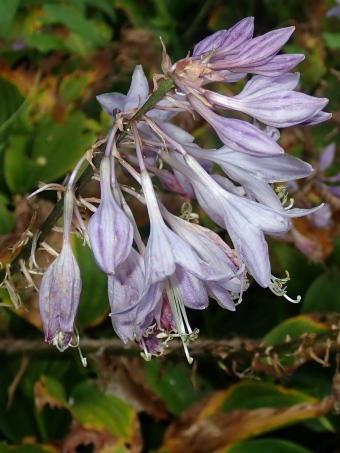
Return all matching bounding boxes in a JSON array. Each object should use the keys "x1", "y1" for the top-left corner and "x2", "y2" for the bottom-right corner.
[
  {"x1": 108, "y1": 248, "x2": 145, "y2": 343},
  {"x1": 39, "y1": 189, "x2": 81, "y2": 350},
  {"x1": 88, "y1": 155, "x2": 133, "y2": 274},
  {"x1": 327, "y1": 0, "x2": 340, "y2": 18},
  {"x1": 33, "y1": 17, "x2": 332, "y2": 363}
]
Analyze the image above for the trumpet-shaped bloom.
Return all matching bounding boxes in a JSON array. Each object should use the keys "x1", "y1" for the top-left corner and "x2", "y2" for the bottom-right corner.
[
  {"x1": 88, "y1": 156, "x2": 133, "y2": 274},
  {"x1": 187, "y1": 94, "x2": 283, "y2": 156}
]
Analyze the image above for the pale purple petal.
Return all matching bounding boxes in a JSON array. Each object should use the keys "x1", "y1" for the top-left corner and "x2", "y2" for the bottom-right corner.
[
  {"x1": 298, "y1": 111, "x2": 332, "y2": 126},
  {"x1": 206, "y1": 90, "x2": 328, "y2": 128},
  {"x1": 319, "y1": 143, "x2": 336, "y2": 171},
  {"x1": 108, "y1": 248, "x2": 145, "y2": 343},
  {"x1": 235, "y1": 73, "x2": 300, "y2": 100},
  {"x1": 188, "y1": 94, "x2": 283, "y2": 156},
  {"x1": 124, "y1": 65, "x2": 149, "y2": 111},
  {"x1": 88, "y1": 157, "x2": 133, "y2": 274},
  {"x1": 39, "y1": 243, "x2": 81, "y2": 346},
  {"x1": 193, "y1": 17, "x2": 254, "y2": 58},
  {"x1": 211, "y1": 27, "x2": 295, "y2": 70},
  {"x1": 232, "y1": 54, "x2": 304, "y2": 77},
  {"x1": 327, "y1": 4, "x2": 340, "y2": 17},
  {"x1": 175, "y1": 267, "x2": 209, "y2": 309},
  {"x1": 96, "y1": 92, "x2": 125, "y2": 117},
  {"x1": 205, "y1": 282, "x2": 236, "y2": 310},
  {"x1": 186, "y1": 146, "x2": 314, "y2": 182}
]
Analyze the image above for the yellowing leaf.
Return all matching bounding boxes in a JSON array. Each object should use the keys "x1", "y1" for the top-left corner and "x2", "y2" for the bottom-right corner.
[{"x1": 159, "y1": 381, "x2": 335, "y2": 453}]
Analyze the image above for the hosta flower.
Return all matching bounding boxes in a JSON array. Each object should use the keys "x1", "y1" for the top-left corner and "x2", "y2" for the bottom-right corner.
[
  {"x1": 88, "y1": 155, "x2": 133, "y2": 274},
  {"x1": 169, "y1": 153, "x2": 321, "y2": 287},
  {"x1": 38, "y1": 189, "x2": 81, "y2": 350},
  {"x1": 187, "y1": 94, "x2": 283, "y2": 156},
  {"x1": 327, "y1": 0, "x2": 340, "y2": 18},
  {"x1": 108, "y1": 248, "x2": 145, "y2": 343},
  {"x1": 204, "y1": 76, "x2": 328, "y2": 128},
  {"x1": 33, "y1": 17, "x2": 331, "y2": 364}
]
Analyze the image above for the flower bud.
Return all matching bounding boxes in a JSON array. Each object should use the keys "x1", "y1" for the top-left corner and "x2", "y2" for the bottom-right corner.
[{"x1": 39, "y1": 243, "x2": 82, "y2": 350}]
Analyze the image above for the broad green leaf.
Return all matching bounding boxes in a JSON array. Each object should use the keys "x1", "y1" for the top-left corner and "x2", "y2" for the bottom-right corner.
[
  {"x1": 223, "y1": 438, "x2": 312, "y2": 453},
  {"x1": 25, "y1": 34, "x2": 65, "y2": 53},
  {"x1": 0, "y1": 77, "x2": 24, "y2": 129},
  {"x1": 301, "y1": 269, "x2": 340, "y2": 313},
  {"x1": 220, "y1": 381, "x2": 315, "y2": 413},
  {"x1": 34, "y1": 375, "x2": 68, "y2": 409},
  {"x1": 86, "y1": 0, "x2": 116, "y2": 20},
  {"x1": 69, "y1": 381, "x2": 135, "y2": 439},
  {"x1": 0, "y1": 0, "x2": 20, "y2": 38},
  {"x1": 42, "y1": 4, "x2": 105, "y2": 48},
  {"x1": 263, "y1": 315, "x2": 327, "y2": 346},
  {"x1": 0, "y1": 194, "x2": 14, "y2": 234},
  {"x1": 0, "y1": 442, "x2": 56, "y2": 453},
  {"x1": 4, "y1": 132, "x2": 37, "y2": 193},
  {"x1": 73, "y1": 237, "x2": 109, "y2": 330},
  {"x1": 145, "y1": 360, "x2": 211, "y2": 415},
  {"x1": 322, "y1": 32, "x2": 340, "y2": 49},
  {"x1": 59, "y1": 74, "x2": 89, "y2": 103},
  {"x1": 5, "y1": 113, "x2": 97, "y2": 193}
]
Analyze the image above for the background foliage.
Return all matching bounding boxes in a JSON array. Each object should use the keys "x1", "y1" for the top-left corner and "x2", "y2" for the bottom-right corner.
[{"x1": 0, "y1": 0, "x2": 340, "y2": 452}]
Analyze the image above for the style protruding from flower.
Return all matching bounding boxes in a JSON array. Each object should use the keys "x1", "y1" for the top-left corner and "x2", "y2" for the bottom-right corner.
[{"x1": 35, "y1": 17, "x2": 331, "y2": 364}]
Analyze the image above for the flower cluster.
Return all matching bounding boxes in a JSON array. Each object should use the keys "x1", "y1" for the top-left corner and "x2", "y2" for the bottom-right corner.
[{"x1": 37, "y1": 17, "x2": 330, "y2": 363}]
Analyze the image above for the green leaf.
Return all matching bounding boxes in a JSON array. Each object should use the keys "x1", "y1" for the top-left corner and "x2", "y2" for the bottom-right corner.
[
  {"x1": 223, "y1": 438, "x2": 312, "y2": 453},
  {"x1": 25, "y1": 33, "x2": 65, "y2": 53},
  {"x1": 0, "y1": 194, "x2": 14, "y2": 234},
  {"x1": 220, "y1": 381, "x2": 315, "y2": 413},
  {"x1": 86, "y1": 0, "x2": 116, "y2": 21},
  {"x1": 73, "y1": 237, "x2": 109, "y2": 330},
  {"x1": 59, "y1": 74, "x2": 89, "y2": 103},
  {"x1": 0, "y1": 442, "x2": 56, "y2": 453},
  {"x1": 301, "y1": 269, "x2": 340, "y2": 314},
  {"x1": 145, "y1": 360, "x2": 211, "y2": 415},
  {"x1": 42, "y1": 4, "x2": 105, "y2": 48},
  {"x1": 0, "y1": 0, "x2": 20, "y2": 38},
  {"x1": 4, "y1": 131, "x2": 37, "y2": 193},
  {"x1": 5, "y1": 113, "x2": 97, "y2": 193},
  {"x1": 36, "y1": 375, "x2": 68, "y2": 408},
  {"x1": 322, "y1": 32, "x2": 340, "y2": 49},
  {"x1": 69, "y1": 381, "x2": 135, "y2": 438},
  {"x1": 0, "y1": 77, "x2": 25, "y2": 129},
  {"x1": 263, "y1": 315, "x2": 327, "y2": 346}
]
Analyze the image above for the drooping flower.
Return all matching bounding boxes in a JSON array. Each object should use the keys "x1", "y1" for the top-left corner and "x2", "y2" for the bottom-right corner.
[
  {"x1": 88, "y1": 155, "x2": 133, "y2": 274},
  {"x1": 38, "y1": 189, "x2": 81, "y2": 350},
  {"x1": 108, "y1": 248, "x2": 145, "y2": 343}
]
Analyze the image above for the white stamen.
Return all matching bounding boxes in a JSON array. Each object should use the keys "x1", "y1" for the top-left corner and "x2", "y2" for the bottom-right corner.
[
  {"x1": 52, "y1": 327, "x2": 87, "y2": 367},
  {"x1": 269, "y1": 271, "x2": 301, "y2": 303},
  {"x1": 140, "y1": 337, "x2": 152, "y2": 361},
  {"x1": 165, "y1": 276, "x2": 199, "y2": 364}
]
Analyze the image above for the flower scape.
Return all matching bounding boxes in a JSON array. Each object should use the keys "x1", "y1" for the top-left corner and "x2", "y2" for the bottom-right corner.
[{"x1": 35, "y1": 17, "x2": 330, "y2": 364}]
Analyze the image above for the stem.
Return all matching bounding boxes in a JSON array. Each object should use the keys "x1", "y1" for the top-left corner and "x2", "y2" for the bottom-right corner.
[
  {"x1": 0, "y1": 328, "x2": 339, "y2": 374},
  {"x1": 0, "y1": 78, "x2": 175, "y2": 282}
]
